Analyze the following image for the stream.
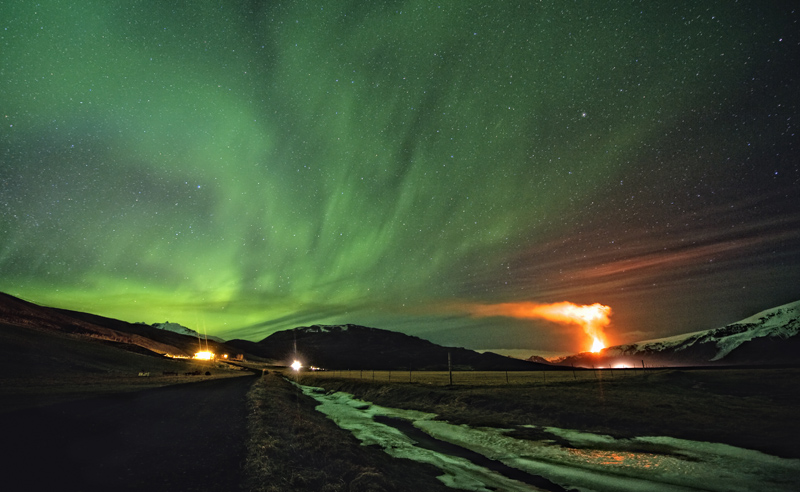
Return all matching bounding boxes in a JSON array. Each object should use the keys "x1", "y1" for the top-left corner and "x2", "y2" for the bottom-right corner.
[{"x1": 296, "y1": 382, "x2": 800, "y2": 492}]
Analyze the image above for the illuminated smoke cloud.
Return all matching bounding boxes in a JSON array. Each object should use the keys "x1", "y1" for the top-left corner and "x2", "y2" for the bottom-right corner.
[{"x1": 467, "y1": 301, "x2": 612, "y2": 353}]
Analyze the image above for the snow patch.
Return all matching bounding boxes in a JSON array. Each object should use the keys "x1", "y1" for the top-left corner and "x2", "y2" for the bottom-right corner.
[
  {"x1": 296, "y1": 382, "x2": 800, "y2": 492},
  {"x1": 149, "y1": 321, "x2": 225, "y2": 343},
  {"x1": 608, "y1": 300, "x2": 800, "y2": 362},
  {"x1": 300, "y1": 324, "x2": 351, "y2": 333}
]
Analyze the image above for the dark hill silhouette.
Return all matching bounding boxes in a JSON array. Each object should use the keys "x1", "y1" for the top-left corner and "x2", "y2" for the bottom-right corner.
[
  {"x1": 2, "y1": 291, "x2": 556, "y2": 371},
  {"x1": 227, "y1": 324, "x2": 558, "y2": 371},
  {"x1": 0, "y1": 292, "x2": 241, "y2": 359}
]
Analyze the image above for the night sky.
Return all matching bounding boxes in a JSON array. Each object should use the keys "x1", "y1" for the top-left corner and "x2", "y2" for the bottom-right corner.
[{"x1": 2, "y1": 1, "x2": 798, "y2": 356}]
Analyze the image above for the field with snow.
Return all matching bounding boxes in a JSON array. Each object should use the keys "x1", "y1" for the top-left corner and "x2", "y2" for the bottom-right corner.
[
  {"x1": 259, "y1": 366, "x2": 800, "y2": 491},
  {"x1": 296, "y1": 367, "x2": 799, "y2": 458},
  {"x1": 305, "y1": 367, "x2": 648, "y2": 385}
]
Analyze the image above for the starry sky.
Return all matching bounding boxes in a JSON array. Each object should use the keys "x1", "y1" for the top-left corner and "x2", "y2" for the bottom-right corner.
[{"x1": 2, "y1": 1, "x2": 798, "y2": 356}]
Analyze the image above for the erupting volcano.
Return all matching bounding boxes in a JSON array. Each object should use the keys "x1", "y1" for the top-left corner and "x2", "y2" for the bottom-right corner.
[
  {"x1": 467, "y1": 301, "x2": 612, "y2": 353},
  {"x1": 590, "y1": 335, "x2": 606, "y2": 353}
]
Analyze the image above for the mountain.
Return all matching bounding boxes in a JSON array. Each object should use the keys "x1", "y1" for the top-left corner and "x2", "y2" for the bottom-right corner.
[
  {"x1": 144, "y1": 321, "x2": 226, "y2": 343},
  {"x1": 0, "y1": 292, "x2": 242, "y2": 359},
  {"x1": 542, "y1": 300, "x2": 800, "y2": 368},
  {"x1": 227, "y1": 324, "x2": 558, "y2": 371}
]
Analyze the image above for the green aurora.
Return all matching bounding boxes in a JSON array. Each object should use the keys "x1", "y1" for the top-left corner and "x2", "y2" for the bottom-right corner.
[{"x1": 2, "y1": 1, "x2": 798, "y2": 355}]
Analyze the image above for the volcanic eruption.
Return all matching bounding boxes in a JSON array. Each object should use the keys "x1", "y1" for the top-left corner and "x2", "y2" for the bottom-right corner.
[{"x1": 467, "y1": 301, "x2": 612, "y2": 353}]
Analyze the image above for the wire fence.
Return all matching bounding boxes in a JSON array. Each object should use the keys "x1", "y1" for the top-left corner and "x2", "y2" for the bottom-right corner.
[{"x1": 291, "y1": 367, "x2": 658, "y2": 386}]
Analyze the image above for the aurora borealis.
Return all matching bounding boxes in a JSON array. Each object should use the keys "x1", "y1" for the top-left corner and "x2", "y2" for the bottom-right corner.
[{"x1": 2, "y1": 1, "x2": 798, "y2": 356}]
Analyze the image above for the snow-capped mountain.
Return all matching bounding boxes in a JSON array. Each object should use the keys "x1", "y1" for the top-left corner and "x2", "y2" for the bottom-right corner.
[
  {"x1": 148, "y1": 321, "x2": 226, "y2": 343},
  {"x1": 540, "y1": 300, "x2": 800, "y2": 368},
  {"x1": 226, "y1": 324, "x2": 553, "y2": 370}
]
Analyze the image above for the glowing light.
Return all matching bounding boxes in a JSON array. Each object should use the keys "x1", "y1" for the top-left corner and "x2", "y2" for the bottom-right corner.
[
  {"x1": 590, "y1": 336, "x2": 606, "y2": 353},
  {"x1": 291, "y1": 360, "x2": 302, "y2": 371},
  {"x1": 194, "y1": 351, "x2": 214, "y2": 360},
  {"x1": 466, "y1": 301, "x2": 612, "y2": 353}
]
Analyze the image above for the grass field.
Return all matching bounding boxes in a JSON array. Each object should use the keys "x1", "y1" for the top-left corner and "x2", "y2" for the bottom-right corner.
[
  {"x1": 298, "y1": 367, "x2": 646, "y2": 385},
  {"x1": 243, "y1": 372, "x2": 452, "y2": 492},
  {"x1": 0, "y1": 322, "x2": 256, "y2": 413},
  {"x1": 287, "y1": 366, "x2": 800, "y2": 461}
]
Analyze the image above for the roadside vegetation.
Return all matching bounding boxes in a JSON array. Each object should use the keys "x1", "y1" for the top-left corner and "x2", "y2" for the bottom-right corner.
[
  {"x1": 242, "y1": 372, "x2": 451, "y2": 492},
  {"x1": 296, "y1": 367, "x2": 800, "y2": 460}
]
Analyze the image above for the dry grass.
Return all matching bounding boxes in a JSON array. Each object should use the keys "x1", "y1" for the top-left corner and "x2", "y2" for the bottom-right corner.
[
  {"x1": 304, "y1": 368, "x2": 640, "y2": 385},
  {"x1": 242, "y1": 372, "x2": 451, "y2": 492},
  {"x1": 299, "y1": 367, "x2": 800, "y2": 460},
  {"x1": 0, "y1": 321, "x2": 254, "y2": 413},
  {"x1": 0, "y1": 368, "x2": 251, "y2": 412}
]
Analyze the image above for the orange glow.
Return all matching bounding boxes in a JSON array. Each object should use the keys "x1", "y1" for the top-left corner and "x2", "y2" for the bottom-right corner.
[
  {"x1": 466, "y1": 301, "x2": 612, "y2": 353},
  {"x1": 194, "y1": 351, "x2": 214, "y2": 360}
]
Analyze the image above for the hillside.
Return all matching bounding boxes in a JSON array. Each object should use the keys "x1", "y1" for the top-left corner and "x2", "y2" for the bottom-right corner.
[
  {"x1": 0, "y1": 292, "x2": 256, "y2": 413},
  {"x1": 0, "y1": 292, "x2": 242, "y2": 359},
  {"x1": 228, "y1": 324, "x2": 557, "y2": 371},
  {"x1": 146, "y1": 321, "x2": 226, "y2": 344},
  {"x1": 544, "y1": 300, "x2": 800, "y2": 368}
]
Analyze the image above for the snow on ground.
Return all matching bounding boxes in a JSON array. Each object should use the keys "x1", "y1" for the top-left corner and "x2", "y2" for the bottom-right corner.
[
  {"x1": 301, "y1": 324, "x2": 352, "y2": 333},
  {"x1": 297, "y1": 384, "x2": 532, "y2": 491},
  {"x1": 297, "y1": 382, "x2": 800, "y2": 492},
  {"x1": 609, "y1": 299, "x2": 800, "y2": 361},
  {"x1": 710, "y1": 300, "x2": 800, "y2": 360},
  {"x1": 149, "y1": 322, "x2": 226, "y2": 343}
]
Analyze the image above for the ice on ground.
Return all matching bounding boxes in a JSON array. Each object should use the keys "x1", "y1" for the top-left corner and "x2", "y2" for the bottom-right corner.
[
  {"x1": 296, "y1": 382, "x2": 800, "y2": 492},
  {"x1": 297, "y1": 386, "x2": 535, "y2": 491}
]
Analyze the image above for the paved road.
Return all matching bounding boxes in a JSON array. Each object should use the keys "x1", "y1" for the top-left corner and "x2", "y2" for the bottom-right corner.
[{"x1": 2, "y1": 375, "x2": 257, "y2": 491}]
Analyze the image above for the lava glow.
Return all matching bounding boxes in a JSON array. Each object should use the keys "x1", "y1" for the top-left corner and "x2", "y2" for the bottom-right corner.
[
  {"x1": 467, "y1": 301, "x2": 612, "y2": 353},
  {"x1": 194, "y1": 351, "x2": 214, "y2": 360}
]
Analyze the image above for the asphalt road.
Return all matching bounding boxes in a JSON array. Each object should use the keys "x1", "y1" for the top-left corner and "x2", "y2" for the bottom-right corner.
[{"x1": 1, "y1": 375, "x2": 257, "y2": 491}]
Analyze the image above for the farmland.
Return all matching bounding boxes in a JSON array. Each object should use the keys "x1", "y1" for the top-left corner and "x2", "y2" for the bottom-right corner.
[
  {"x1": 296, "y1": 367, "x2": 644, "y2": 385},
  {"x1": 285, "y1": 366, "x2": 800, "y2": 460}
]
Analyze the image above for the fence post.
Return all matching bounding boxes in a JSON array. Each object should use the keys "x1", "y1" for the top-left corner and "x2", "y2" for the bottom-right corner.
[
  {"x1": 448, "y1": 351, "x2": 453, "y2": 386},
  {"x1": 572, "y1": 364, "x2": 576, "y2": 380}
]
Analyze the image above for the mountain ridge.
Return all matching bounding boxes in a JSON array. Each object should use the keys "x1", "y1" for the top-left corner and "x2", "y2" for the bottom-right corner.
[
  {"x1": 227, "y1": 323, "x2": 559, "y2": 371},
  {"x1": 142, "y1": 321, "x2": 226, "y2": 344},
  {"x1": 0, "y1": 292, "x2": 241, "y2": 359},
  {"x1": 538, "y1": 300, "x2": 800, "y2": 368}
]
